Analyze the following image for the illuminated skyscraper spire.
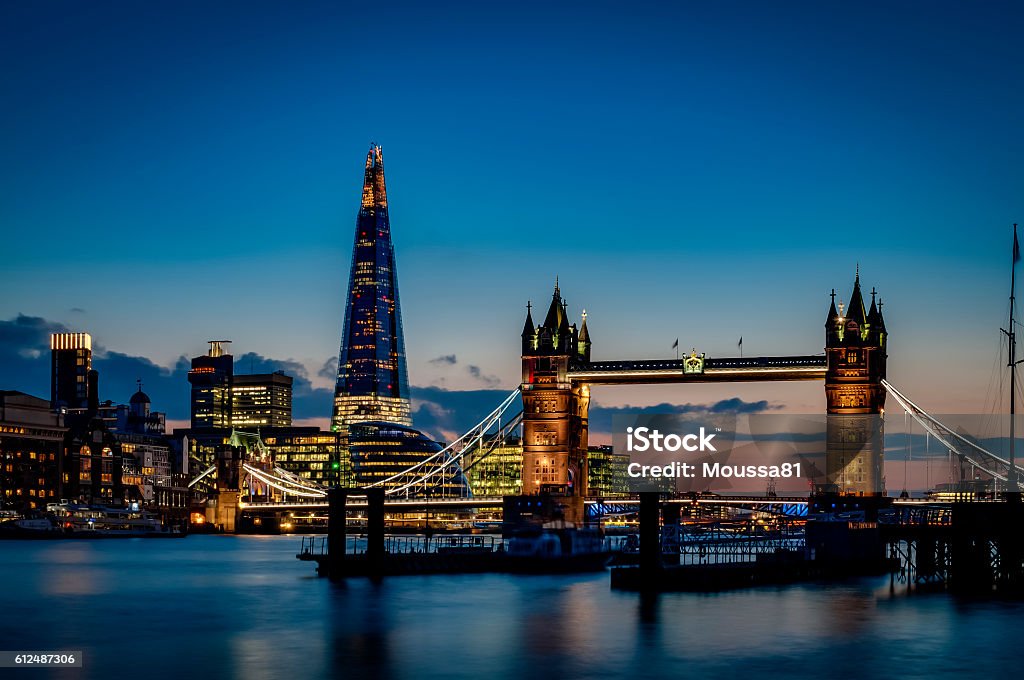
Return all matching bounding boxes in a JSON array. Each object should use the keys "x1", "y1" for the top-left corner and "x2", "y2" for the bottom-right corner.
[{"x1": 332, "y1": 145, "x2": 412, "y2": 432}]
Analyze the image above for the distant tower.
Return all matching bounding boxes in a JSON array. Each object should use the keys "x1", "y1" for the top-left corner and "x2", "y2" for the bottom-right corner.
[
  {"x1": 188, "y1": 340, "x2": 234, "y2": 428},
  {"x1": 50, "y1": 332, "x2": 92, "y2": 410},
  {"x1": 520, "y1": 282, "x2": 591, "y2": 496},
  {"x1": 331, "y1": 145, "x2": 412, "y2": 432},
  {"x1": 824, "y1": 269, "x2": 887, "y2": 495}
]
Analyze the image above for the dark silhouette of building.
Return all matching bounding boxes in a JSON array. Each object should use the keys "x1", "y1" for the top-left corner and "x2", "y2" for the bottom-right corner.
[
  {"x1": 331, "y1": 145, "x2": 412, "y2": 432},
  {"x1": 188, "y1": 341, "x2": 234, "y2": 428},
  {"x1": 61, "y1": 370, "x2": 127, "y2": 504},
  {"x1": 50, "y1": 332, "x2": 92, "y2": 410},
  {"x1": 115, "y1": 383, "x2": 167, "y2": 436},
  {"x1": 824, "y1": 268, "x2": 887, "y2": 495}
]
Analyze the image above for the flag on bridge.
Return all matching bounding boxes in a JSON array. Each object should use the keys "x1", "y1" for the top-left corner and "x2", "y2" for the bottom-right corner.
[
  {"x1": 671, "y1": 338, "x2": 678, "y2": 350},
  {"x1": 738, "y1": 337, "x2": 743, "y2": 348},
  {"x1": 1015, "y1": 224, "x2": 1020, "y2": 263}
]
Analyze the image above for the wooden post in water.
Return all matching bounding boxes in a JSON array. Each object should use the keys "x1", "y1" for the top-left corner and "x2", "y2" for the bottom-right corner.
[
  {"x1": 639, "y1": 492, "x2": 661, "y2": 578},
  {"x1": 366, "y1": 488, "x2": 386, "y2": 578},
  {"x1": 327, "y1": 488, "x2": 348, "y2": 579}
]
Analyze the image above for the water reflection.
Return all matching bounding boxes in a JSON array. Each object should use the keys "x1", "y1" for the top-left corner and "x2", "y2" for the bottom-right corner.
[{"x1": 1, "y1": 537, "x2": 1024, "y2": 679}]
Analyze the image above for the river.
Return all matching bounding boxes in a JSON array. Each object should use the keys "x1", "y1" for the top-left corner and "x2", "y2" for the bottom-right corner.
[{"x1": 1, "y1": 535, "x2": 1020, "y2": 679}]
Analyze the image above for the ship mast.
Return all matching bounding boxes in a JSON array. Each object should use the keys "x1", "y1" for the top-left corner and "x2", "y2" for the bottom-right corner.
[{"x1": 1003, "y1": 223, "x2": 1021, "y2": 491}]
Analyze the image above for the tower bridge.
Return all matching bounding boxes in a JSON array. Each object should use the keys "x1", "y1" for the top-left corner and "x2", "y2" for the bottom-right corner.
[
  {"x1": 567, "y1": 355, "x2": 827, "y2": 384},
  {"x1": 194, "y1": 268, "x2": 1019, "y2": 535},
  {"x1": 519, "y1": 271, "x2": 887, "y2": 503}
]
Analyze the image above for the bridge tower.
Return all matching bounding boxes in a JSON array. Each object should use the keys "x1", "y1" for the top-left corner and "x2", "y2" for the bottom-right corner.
[
  {"x1": 521, "y1": 282, "x2": 591, "y2": 499},
  {"x1": 824, "y1": 268, "x2": 887, "y2": 496}
]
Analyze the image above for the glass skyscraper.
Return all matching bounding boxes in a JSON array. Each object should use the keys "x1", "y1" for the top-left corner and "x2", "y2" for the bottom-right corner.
[{"x1": 331, "y1": 145, "x2": 412, "y2": 432}]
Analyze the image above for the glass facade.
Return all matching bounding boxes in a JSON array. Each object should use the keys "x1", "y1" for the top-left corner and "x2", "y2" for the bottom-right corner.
[
  {"x1": 586, "y1": 445, "x2": 630, "y2": 497},
  {"x1": 464, "y1": 436, "x2": 523, "y2": 497},
  {"x1": 332, "y1": 146, "x2": 412, "y2": 432},
  {"x1": 262, "y1": 429, "x2": 350, "y2": 486},
  {"x1": 349, "y1": 422, "x2": 466, "y2": 495},
  {"x1": 232, "y1": 372, "x2": 293, "y2": 428}
]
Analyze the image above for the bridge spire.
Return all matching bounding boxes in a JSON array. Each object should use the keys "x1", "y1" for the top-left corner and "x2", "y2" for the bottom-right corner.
[
  {"x1": 578, "y1": 309, "x2": 592, "y2": 361},
  {"x1": 846, "y1": 268, "x2": 867, "y2": 328},
  {"x1": 543, "y1": 280, "x2": 564, "y2": 331},
  {"x1": 521, "y1": 301, "x2": 535, "y2": 339}
]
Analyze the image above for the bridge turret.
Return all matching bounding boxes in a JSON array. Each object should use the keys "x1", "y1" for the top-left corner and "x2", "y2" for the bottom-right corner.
[
  {"x1": 826, "y1": 289, "x2": 841, "y2": 346},
  {"x1": 823, "y1": 267, "x2": 888, "y2": 496},
  {"x1": 578, "y1": 310, "x2": 592, "y2": 363},
  {"x1": 521, "y1": 302, "x2": 536, "y2": 354},
  {"x1": 521, "y1": 281, "x2": 589, "y2": 499}
]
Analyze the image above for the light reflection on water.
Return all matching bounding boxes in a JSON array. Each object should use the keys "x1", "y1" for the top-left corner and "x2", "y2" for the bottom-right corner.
[{"x1": 0, "y1": 535, "x2": 1021, "y2": 680}]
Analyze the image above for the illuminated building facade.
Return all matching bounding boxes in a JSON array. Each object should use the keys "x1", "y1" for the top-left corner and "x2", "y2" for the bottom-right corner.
[
  {"x1": 586, "y1": 445, "x2": 630, "y2": 497},
  {"x1": 232, "y1": 372, "x2": 293, "y2": 428},
  {"x1": 824, "y1": 269, "x2": 887, "y2": 496},
  {"x1": 331, "y1": 145, "x2": 412, "y2": 432},
  {"x1": 262, "y1": 428, "x2": 350, "y2": 486},
  {"x1": 464, "y1": 436, "x2": 523, "y2": 497},
  {"x1": 520, "y1": 282, "x2": 591, "y2": 496},
  {"x1": 176, "y1": 426, "x2": 349, "y2": 487},
  {"x1": 188, "y1": 341, "x2": 234, "y2": 428},
  {"x1": 0, "y1": 391, "x2": 66, "y2": 510},
  {"x1": 50, "y1": 332, "x2": 92, "y2": 410},
  {"x1": 349, "y1": 422, "x2": 466, "y2": 495}
]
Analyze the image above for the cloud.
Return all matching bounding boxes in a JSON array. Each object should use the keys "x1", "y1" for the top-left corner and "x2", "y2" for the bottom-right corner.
[
  {"x1": 0, "y1": 315, "x2": 335, "y2": 423},
  {"x1": 233, "y1": 352, "x2": 332, "y2": 422},
  {"x1": 0, "y1": 315, "x2": 69, "y2": 400},
  {"x1": 429, "y1": 354, "x2": 457, "y2": 365},
  {"x1": 587, "y1": 399, "x2": 779, "y2": 435},
  {"x1": 466, "y1": 364, "x2": 501, "y2": 387},
  {"x1": 408, "y1": 388, "x2": 779, "y2": 443},
  {"x1": 410, "y1": 386, "x2": 512, "y2": 441},
  {"x1": 0, "y1": 314, "x2": 779, "y2": 443},
  {"x1": 69, "y1": 307, "x2": 86, "y2": 314},
  {"x1": 317, "y1": 356, "x2": 338, "y2": 379}
]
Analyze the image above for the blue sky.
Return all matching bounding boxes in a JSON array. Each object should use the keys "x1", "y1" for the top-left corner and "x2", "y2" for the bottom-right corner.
[{"x1": 1, "y1": 1, "x2": 1022, "y2": 435}]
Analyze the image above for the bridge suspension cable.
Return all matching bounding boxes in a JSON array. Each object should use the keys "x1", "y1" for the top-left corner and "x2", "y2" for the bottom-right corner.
[
  {"x1": 242, "y1": 463, "x2": 327, "y2": 498},
  {"x1": 387, "y1": 409, "x2": 524, "y2": 498},
  {"x1": 882, "y1": 379, "x2": 1016, "y2": 484},
  {"x1": 187, "y1": 465, "x2": 217, "y2": 488},
  {"x1": 368, "y1": 388, "x2": 522, "y2": 497}
]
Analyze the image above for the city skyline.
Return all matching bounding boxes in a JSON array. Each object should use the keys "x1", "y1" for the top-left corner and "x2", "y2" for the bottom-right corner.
[{"x1": 1, "y1": 1, "x2": 1022, "y2": 441}]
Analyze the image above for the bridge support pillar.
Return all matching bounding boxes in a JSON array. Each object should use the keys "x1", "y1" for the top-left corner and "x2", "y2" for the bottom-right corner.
[
  {"x1": 639, "y1": 492, "x2": 662, "y2": 577},
  {"x1": 327, "y1": 488, "x2": 348, "y2": 579},
  {"x1": 367, "y1": 488, "x2": 386, "y2": 577}
]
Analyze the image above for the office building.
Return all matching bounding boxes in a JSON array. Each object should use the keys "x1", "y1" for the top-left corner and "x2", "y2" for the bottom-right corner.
[
  {"x1": 232, "y1": 372, "x2": 293, "y2": 428},
  {"x1": 188, "y1": 341, "x2": 234, "y2": 428},
  {"x1": 50, "y1": 332, "x2": 92, "y2": 410},
  {"x1": 0, "y1": 391, "x2": 67, "y2": 510}
]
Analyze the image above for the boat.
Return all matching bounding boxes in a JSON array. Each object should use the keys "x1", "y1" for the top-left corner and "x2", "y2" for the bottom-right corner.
[
  {"x1": 0, "y1": 514, "x2": 61, "y2": 538},
  {"x1": 505, "y1": 520, "x2": 613, "y2": 573},
  {"x1": 44, "y1": 502, "x2": 186, "y2": 538}
]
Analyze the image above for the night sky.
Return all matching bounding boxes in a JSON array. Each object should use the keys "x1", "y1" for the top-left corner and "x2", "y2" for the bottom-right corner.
[{"x1": 1, "y1": 1, "x2": 1022, "y2": 440}]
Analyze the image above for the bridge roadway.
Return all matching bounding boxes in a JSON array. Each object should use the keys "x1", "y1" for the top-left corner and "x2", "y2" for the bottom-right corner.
[
  {"x1": 238, "y1": 494, "x2": 815, "y2": 513},
  {"x1": 567, "y1": 355, "x2": 827, "y2": 385}
]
